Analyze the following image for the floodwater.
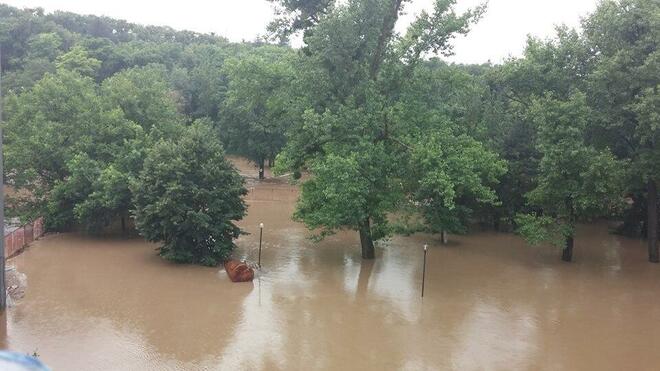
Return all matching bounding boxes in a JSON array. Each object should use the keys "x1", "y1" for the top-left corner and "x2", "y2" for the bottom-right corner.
[{"x1": 2, "y1": 182, "x2": 660, "y2": 370}]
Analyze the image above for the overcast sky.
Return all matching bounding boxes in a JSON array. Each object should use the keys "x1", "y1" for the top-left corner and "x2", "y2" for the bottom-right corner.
[{"x1": 2, "y1": 0, "x2": 600, "y2": 64}]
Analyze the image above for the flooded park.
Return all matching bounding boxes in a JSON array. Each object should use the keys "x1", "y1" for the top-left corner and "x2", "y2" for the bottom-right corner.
[
  {"x1": 0, "y1": 0, "x2": 657, "y2": 369},
  {"x1": 0, "y1": 173, "x2": 659, "y2": 370}
]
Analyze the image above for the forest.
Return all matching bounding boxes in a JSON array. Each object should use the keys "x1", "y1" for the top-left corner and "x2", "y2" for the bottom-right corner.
[{"x1": 0, "y1": 0, "x2": 657, "y2": 265}]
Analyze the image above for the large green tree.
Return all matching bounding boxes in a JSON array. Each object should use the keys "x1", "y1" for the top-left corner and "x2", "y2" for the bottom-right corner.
[
  {"x1": 516, "y1": 94, "x2": 624, "y2": 261},
  {"x1": 5, "y1": 69, "x2": 138, "y2": 222},
  {"x1": 273, "y1": 0, "x2": 503, "y2": 259},
  {"x1": 395, "y1": 62, "x2": 507, "y2": 237},
  {"x1": 407, "y1": 130, "x2": 506, "y2": 238},
  {"x1": 483, "y1": 26, "x2": 593, "y2": 229},
  {"x1": 131, "y1": 121, "x2": 247, "y2": 266},
  {"x1": 582, "y1": 0, "x2": 660, "y2": 262}
]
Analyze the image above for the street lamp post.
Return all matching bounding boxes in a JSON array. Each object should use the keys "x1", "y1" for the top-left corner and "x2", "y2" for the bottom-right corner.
[
  {"x1": 421, "y1": 244, "x2": 428, "y2": 298},
  {"x1": 258, "y1": 223, "x2": 263, "y2": 268}
]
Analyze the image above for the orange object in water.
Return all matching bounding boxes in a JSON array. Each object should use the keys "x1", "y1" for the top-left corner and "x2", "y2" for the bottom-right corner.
[{"x1": 223, "y1": 260, "x2": 254, "y2": 282}]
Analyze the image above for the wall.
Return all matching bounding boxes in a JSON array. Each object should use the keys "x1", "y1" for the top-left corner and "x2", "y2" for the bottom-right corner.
[{"x1": 4, "y1": 217, "x2": 44, "y2": 258}]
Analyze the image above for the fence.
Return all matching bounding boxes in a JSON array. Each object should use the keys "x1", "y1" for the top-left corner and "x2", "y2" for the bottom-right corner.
[{"x1": 4, "y1": 217, "x2": 44, "y2": 258}]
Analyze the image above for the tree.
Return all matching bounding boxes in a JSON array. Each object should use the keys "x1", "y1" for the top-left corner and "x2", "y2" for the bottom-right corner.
[
  {"x1": 220, "y1": 46, "x2": 295, "y2": 179},
  {"x1": 274, "y1": 0, "x2": 489, "y2": 258},
  {"x1": 582, "y1": 0, "x2": 660, "y2": 262},
  {"x1": 55, "y1": 45, "x2": 101, "y2": 77},
  {"x1": 101, "y1": 64, "x2": 182, "y2": 135},
  {"x1": 2, "y1": 32, "x2": 62, "y2": 92},
  {"x1": 266, "y1": 0, "x2": 334, "y2": 42},
  {"x1": 408, "y1": 130, "x2": 506, "y2": 239},
  {"x1": 34, "y1": 153, "x2": 137, "y2": 233},
  {"x1": 483, "y1": 26, "x2": 593, "y2": 229},
  {"x1": 131, "y1": 121, "x2": 247, "y2": 266},
  {"x1": 28, "y1": 32, "x2": 63, "y2": 60},
  {"x1": 5, "y1": 69, "x2": 115, "y2": 209},
  {"x1": 394, "y1": 63, "x2": 507, "y2": 237},
  {"x1": 59, "y1": 153, "x2": 138, "y2": 233},
  {"x1": 181, "y1": 43, "x2": 234, "y2": 120},
  {"x1": 3, "y1": 66, "x2": 170, "y2": 231},
  {"x1": 516, "y1": 93, "x2": 624, "y2": 261}
]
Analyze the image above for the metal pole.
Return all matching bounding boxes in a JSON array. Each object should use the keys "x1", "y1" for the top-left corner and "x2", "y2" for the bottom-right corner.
[
  {"x1": 0, "y1": 45, "x2": 6, "y2": 310},
  {"x1": 258, "y1": 223, "x2": 263, "y2": 268},
  {"x1": 421, "y1": 244, "x2": 427, "y2": 298}
]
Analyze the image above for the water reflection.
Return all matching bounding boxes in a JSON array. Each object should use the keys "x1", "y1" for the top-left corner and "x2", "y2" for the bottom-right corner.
[
  {"x1": 217, "y1": 277, "x2": 286, "y2": 370},
  {"x1": 450, "y1": 300, "x2": 538, "y2": 370}
]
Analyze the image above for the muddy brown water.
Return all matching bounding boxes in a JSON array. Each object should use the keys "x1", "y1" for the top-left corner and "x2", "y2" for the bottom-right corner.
[{"x1": 1, "y1": 183, "x2": 660, "y2": 370}]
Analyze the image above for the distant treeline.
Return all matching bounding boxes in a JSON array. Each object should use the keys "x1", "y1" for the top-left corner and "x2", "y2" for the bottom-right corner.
[{"x1": 0, "y1": 4, "x2": 282, "y2": 117}]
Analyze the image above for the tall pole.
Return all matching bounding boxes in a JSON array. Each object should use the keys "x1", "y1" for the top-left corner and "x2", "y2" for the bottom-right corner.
[
  {"x1": 0, "y1": 45, "x2": 6, "y2": 310},
  {"x1": 421, "y1": 244, "x2": 427, "y2": 298},
  {"x1": 258, "y1": 222, "x2": 263, "y2": 268}
]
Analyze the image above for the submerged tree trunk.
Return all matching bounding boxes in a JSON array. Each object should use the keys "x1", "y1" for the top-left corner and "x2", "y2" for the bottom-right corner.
[
  {"x1": 562, "y1": 235, "x2": 574, "y2": 262},
  {"x1": 359, "y1": 219, "x2": 375, "y2": 259},
  {"x1": 562, "y1": 198, "x2": 576, "y2": 262},
  {"x1": 258, "y1": 157, "x2": 265, "y2": 180},
  {"x1": 648, "y1": 179, "x2": 658, "y2": 263}
]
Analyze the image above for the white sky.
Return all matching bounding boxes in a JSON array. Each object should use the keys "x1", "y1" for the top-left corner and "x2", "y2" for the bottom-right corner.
[{"x1": 2, "y1": 0, "x2": 600, "y2": 64}]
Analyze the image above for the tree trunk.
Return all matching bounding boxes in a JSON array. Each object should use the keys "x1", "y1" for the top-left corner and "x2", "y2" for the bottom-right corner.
[
  {"x1": 370, "y1": 0, "x2": 404, "y2": 80},
  {"x1": 359, "y1": 219, "x2": 375, "y2": 259},
  {"x1": 493, "y1": 216, "x2": 501, "y2": 232},
  {"x1": 562, "y1": 235, "x2": 574, "y2": 262},
  {"x1": 441, "y1": 230, "x2": 448, "y2": 244},
  {"x1": 268, "y1": 157, "x2": 274, "y2": 168},
  {"x1": 648, "y1": 179, "x2": 658, "y2": 263},
  {"x1": 121, "y1": 216, "x2": 126, "y2": 235},
  {"x1": 258, "y1": 157, "x2": 265, "y2": 180}
]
